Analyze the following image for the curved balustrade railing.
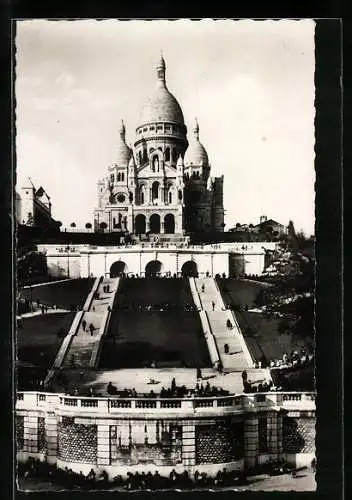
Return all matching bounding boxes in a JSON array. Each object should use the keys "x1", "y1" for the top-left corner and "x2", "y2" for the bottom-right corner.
[{"x1": 16, "y1": 391, "x2": 316, "y2": 415}]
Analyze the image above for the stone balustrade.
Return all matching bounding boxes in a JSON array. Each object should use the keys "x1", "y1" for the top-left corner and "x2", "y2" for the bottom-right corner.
[{"x1": 16, "y1": 391, "x2": 316, "y2": 416}]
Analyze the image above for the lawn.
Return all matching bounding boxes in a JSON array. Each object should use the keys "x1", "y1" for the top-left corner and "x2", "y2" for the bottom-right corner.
[
  {"x1": 16, "y1": 312, "x2": 75, "y2": 390},
  {"x1": 99, "y1": 311, "x2": 211, "y2": 369},
  {"x1": 115, "y1": 278, "x2": 194, "y2": 308},
  {"x1": 236, "y1": 311, "x2": 314, "y2": 364},
  {"x1": 217, "y1": 278, "x2": 271, "y2": 309},
  {"x1": 19, "y1": 278, "x2": 94, "y2": 310}
]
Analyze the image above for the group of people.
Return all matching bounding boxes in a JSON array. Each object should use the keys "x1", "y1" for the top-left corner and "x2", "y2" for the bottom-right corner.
[
  {"x1": 105, "y1": 377, "x2": 230, "y2": 400},
  {"x1": 268, "y1": 349, "x2": 313, "y2": 370},
  {"x1": 117, "y1": 303, "x2": 197, "y2": 312},
  {"x1": 241, "y1": 370, "x2": 274, "y2": 394},
  {"x1": 80, "y1": 319, "x2": 96, "y2": 336},
  {"x1": 17, "y1": 297, "x2": 64, "y2": 316},
  {"x1": 18, "y1": 458, "x2": 249, "y2": 490}
]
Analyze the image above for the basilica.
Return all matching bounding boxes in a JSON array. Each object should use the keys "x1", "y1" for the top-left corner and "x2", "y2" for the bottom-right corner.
[{"x1": 94, "y1": 55, "x2": 225, "y2": 235}]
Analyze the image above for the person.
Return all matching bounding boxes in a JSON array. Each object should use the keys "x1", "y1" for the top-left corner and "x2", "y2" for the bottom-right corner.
[
  {"x1": 171, "y1": 377, "x2": 176, "y2": 392},
  {"x1": 212, "y1": 301, "x2": 215, "y2": 311},
  {"x1": 107, "y1": 381, "x2": 117, "y2": 395},
  {"x1": 107, "y1": 305, "x2": 111, "y2": 312},
  {"x1": 226, "y1": 319, "x2": 232, "y2": 329},
  {"x1": 82, "y1": 319, "x2": 86, "y2": 331},
  {"x1": 196, "y1": 367, "x2": 202, "y2": 380},
  {"x1": 89, "y1": 323, "x2": 94, "y2": 336},
  {"x1": 201, "y1": 284, "x2": 205, "y2": 293},
  {"x1": 224, "y1": 343, "x2": 229, "y2": 354}
]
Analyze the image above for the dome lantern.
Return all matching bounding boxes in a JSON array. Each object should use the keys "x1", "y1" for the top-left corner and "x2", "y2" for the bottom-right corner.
[
  {"x1": 156, "y1": 52, "x2": 166, "y2": 84},
  {"x1": 137, "y1": 55, "x2": 185, "y2": 128}
]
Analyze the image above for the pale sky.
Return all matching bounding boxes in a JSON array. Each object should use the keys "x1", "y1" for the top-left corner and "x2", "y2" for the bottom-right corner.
[{"x1": 15, "y1": 19, "x2": 315, "y2": 235}]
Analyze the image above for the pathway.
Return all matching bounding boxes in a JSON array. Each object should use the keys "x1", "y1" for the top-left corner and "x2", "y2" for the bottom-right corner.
[
  {"x1": 61, "y1": 277, "x2": 119, "y2": 369},
  {"x1": 194, "y1": 278, "x2": 252, "y2": 373}
]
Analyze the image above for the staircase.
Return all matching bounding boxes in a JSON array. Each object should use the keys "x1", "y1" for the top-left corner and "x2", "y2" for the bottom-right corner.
[
  {"x1": 193, "y1": 278, "x2": 253, "y2": 373},
  {"x1": 60, "y1": 277, "x2": 119, "y2": 369}
]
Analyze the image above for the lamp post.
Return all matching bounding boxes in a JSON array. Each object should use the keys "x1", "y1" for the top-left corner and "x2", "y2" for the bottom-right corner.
[
  {"x1": 65, "y1": 244, "x2": 71, "y2": 278},
  {"x1": 28, "y1": 266, "x2": 33, "y2": 312}
]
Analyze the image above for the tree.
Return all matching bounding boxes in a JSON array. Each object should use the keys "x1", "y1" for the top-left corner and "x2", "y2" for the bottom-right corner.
[
  {"x1": 287, "y1": 220, "x2": 296, "y2": 239},
  {"x1": 236, "y1": 223, "x2": 241, "y2": 228},
  {"x1": 70, "y1": 222, "x2": 76, "y2": 229},
  {"x1": 100, "y1": 222, "x2": 107, "y2": 232},
  {"x1": 85, "y1": 222, "x2": 92, "y2": 230},
  {"x1": 17, "y1": 250, "x2": 48, "y2": 286}
]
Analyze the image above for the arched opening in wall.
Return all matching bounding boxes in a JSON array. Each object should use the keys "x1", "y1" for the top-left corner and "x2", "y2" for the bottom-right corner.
[
  {"x1": 181, "y1": 260, "x2": 198, "y2": 278},
  {"x1": 172, "y1": 148, "x2": 177, "y2": 162},
  {"x1": 110, "y1": 261, "x2": 128, "y2": 278},
  {"x1": 135, "y1": 214, "x2": 146, "y2": 234},
  {"x1": 145, "y1": 260, "x2": 163, "y2": 277},
  {"x1": 164, "y1": 213, "x2": 175, "y2": 234},
  {"x1": 152, "y1": 181, "x2": 160, "y2": 202},
  {"x1": 149, "y1": 213, "x2": 161, "y2": 234},
  {"x1": 168, "y1": 190, "x2": 173, "y2": 204},
  {"x1": 139, "y1": 185, "x2": 145, "y2": 204},
  {"x1": 165, "y1": 147, "x2": 170, "y2": 162}
]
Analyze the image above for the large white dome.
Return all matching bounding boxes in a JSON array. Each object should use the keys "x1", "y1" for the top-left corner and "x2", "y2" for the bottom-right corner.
[{"x1": 138, "y1": 56, "x2": 184, "y2": 126}]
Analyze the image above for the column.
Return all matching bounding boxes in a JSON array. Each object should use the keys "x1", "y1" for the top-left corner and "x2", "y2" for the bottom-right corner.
[
  {"x1": 244, "y1": 417, "x2": 259, "y2": 470},
  {"x1": 97, "y1": 424, "x2": 110, "y2": 466},
  {"x1": 161, "y1": 220, "x2": 165, "y2": 234},
  {"x1": 182, "y1": 421, "x2": 196, "y2": 466},
  {"x1": 277, "y1": 412, "x2": 283, "y2": 457},
  {"x1": 267, "y1": 411, "x2": 279, "y2": 459},
  {"x1": 23, "y1": 414, "x2": 38, "y2": 454},
  {"x1": 46, "y1": 413, "x2": 58, "y2": 464}
]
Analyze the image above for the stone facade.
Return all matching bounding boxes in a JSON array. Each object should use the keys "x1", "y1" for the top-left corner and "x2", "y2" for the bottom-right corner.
[
  {"x1": 38, "y1": 242, "x2": 274, "y2": 279},
  {"x1": 16, "y1": 392, "x2": 316, "y2": 477},
  {"x1": 94, "y1": 56, "x2": 224, "y2": 235}
]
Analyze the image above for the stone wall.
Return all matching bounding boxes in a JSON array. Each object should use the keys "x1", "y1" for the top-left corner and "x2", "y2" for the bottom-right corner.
[
  {"x1": 195, "y1": 420, "x2": 244, "y2": 464},
  {"x1": 16, "y1": 415, "x2": 24, "y2": 452},
  {"x1": 58, "y1": 419, "x2": 97, "y2": 464},
  {"x1": 110, "y1": 421, "x2": 182, "y2": 466},
  {"x1": 283, "y1": 416, "x2": 315, "y2": 454},
  {"x1": 258, "y1": 416, "x2": 268, "y2": 453},
  {"x1": 16, "y1": 391, "x2": 316, "y2": 474},
  {"x1": 38, "y1": 416, "x2": 46, "y2": 453}
]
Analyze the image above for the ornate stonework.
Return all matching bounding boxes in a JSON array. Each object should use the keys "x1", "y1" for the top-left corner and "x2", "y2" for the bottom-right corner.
[{"x1": 94, "y1": 56, "x2": 225, "y2": 235}]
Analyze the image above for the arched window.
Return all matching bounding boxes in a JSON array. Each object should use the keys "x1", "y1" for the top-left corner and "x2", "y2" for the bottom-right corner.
[
  {"x1": 165, "y1": 147, "x2": 170, "y2": 162},
  {"x1": 121, "y1": 172, "x2": 125, "y2": 182},
  {"x1": 152, "y1": 181, "x2": 159, "y2": 201},
  {"x1": 139, "y1": 185, "x2": 145, "y2": 204},
  {"x1": 168, "y1": 190, "x2": 172, "y2": 204},
  {"x1": 117, "y1": 172, "x2": 121, "y2": 182}
]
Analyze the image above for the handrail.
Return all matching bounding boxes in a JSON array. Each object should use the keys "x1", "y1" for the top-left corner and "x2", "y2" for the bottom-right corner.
[
  {"x1": 83, "y1": 276, "x2": 102, "y2": 311},
  {"x1": 16, "y1": 391, "x2": 316, "y2": 414}
]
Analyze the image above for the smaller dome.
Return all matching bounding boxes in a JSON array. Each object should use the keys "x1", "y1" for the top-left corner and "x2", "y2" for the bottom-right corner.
[
  {"x1": 116, "y1": 119, "x2": 132, "y2": 167},
  {"x1": 184, "y1": 119, "x2": 209, "y2": 166}
]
